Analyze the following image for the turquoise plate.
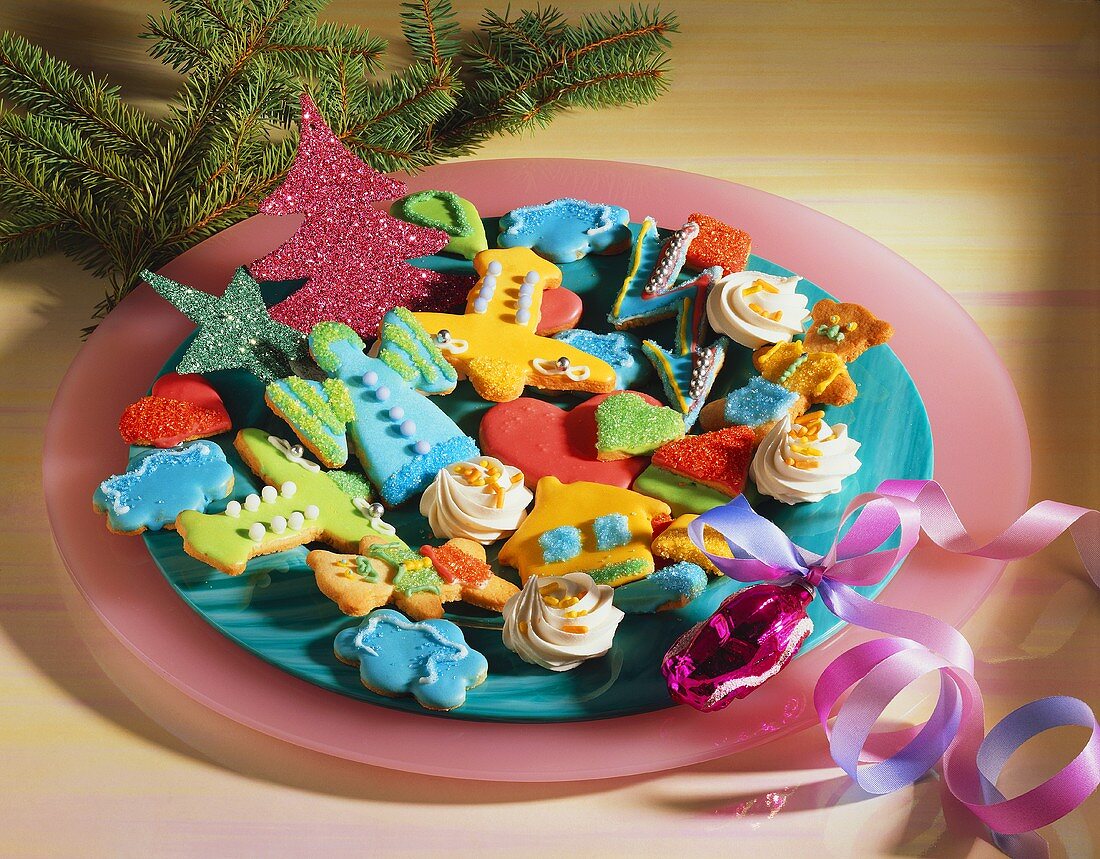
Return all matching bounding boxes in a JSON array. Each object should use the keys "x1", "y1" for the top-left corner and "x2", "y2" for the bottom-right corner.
[{"x1": 140, "y1": 218, "x2": 933, "y2": 722}]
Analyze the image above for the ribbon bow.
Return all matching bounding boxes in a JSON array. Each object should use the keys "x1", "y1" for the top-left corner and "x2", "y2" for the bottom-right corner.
[{"x1": 688, "y1": 479, "x2": 1098, "y2": 843}]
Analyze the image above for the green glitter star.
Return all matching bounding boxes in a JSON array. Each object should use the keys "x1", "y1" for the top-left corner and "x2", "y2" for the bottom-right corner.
[{"x1": 142, "y1": 266, "x2": 307, "y2": 382}]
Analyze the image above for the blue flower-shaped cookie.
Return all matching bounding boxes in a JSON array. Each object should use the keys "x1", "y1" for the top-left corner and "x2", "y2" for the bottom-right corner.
[
  {"x1": 93, "y1": 441, "x2": 234, "y2": 535},
  {"x1": 553, "y1": 329, "x2": 650, "y2": 390},
  {"x1": 334, "y1": 609, "x2": 489, "y2": 711},
  {"x1": 497, "y1": 198, "x2": 631, "y2": 263}
]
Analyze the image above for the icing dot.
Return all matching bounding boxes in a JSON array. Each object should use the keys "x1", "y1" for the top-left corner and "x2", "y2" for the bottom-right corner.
[
  {"x1": 388, "y1": 406, "x2": 405, "y2": 421},
  {"x1": 261, "y1": 485, "x2": 278, "y2": 504},
  {"x1": 399, "y1": 419, "x2": 417, "y2": 437},
  {"x1": 481, "y1": 274, "x2": 497, "y2": 290},
  {"x1": 375, "y1": 386, "x2": 390, "y2": 402},
  {"x1": 515, "y1": 309, "x2": 530, "y2": 325},
  {"x1": 280, "y1": 481, "x2": 297, "y2": 498},
  {"x1": 517, "y1": 295, "x2": 532, "y2": 311},
  {"x1": 473, "y1": 297, "x2": 489, "y2": 314},
  {"x1": 224, "y1": 500, "x2": 241, "y2": 518},
  {"x1": 248, "y1": 523, "x2": 266, "y2": 542},
  {"x1": 479, "y1": 283, "x2": 496, "y2": 299},
  {"x1": 487, "y1": 260, "x2": 503, "y2": 275},
  {"x1": 305, "y1": 504, "x2": 320, "y2": 520},
  {"x1": 362, "y1": 371, "x2": 379, "y2": 388},
  {"x1": 519, "y1": 282, "x2": 534, "y2": 297},
  {"x1": 414, "y1": 440, "x2": 431, "y2": 455},
  {"x1": 288, "y1": 511, "x2": 305, "y2": 530},
  {"x1": 244, "y1": 494, "x2": 261, "y2": 512},
  {"x1": 271, "y1": 515, "x2": 287, "y2": 534},
  {"x1": 524, "y1": 270, "x2": 540, "y2": 285}
]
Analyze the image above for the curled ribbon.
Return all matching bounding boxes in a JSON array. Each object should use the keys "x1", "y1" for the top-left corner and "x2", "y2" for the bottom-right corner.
[{"x1": 688, "y1": 479, "x2": 1099, "y2": 839}]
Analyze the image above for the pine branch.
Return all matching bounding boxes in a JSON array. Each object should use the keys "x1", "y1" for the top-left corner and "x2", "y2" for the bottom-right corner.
[
  {"x1": 0, "y1": 212, "x2": 66, "y2": 263},
  {"x1": 401, "y1": 0, "x2": 461, "y2": 68}
]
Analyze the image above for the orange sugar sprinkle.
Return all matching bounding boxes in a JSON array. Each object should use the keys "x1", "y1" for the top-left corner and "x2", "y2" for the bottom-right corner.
[
  {"x1": 510, "y1": 473, "x2": 523, "y2": 485},
  {"x1": 561, "y1": 625, "x2": 589, "y2": 634},
  {"x1": 543, "y1": 596, "x2": 561, "y2": 607},
  {"x1": 519, "y1": 620, "x2": 528, "y2": 634},
  {"x1": 796, "y1": 411, "x2": 826, "y2": 425},
  {"x1": 563, "y1": 609, "x2": 590, "y2": 618},
  {"x1": 539, "y1": 583, "x2": 562, "y2": 596}
]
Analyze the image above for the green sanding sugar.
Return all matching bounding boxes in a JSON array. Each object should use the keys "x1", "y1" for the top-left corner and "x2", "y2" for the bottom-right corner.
[
  {"x1": 327, "y1": 469, "x2": 374, "y2": 501},
  {"x1": 583, "y1": 557, "x2": 650, "y2": 586},
  {"x1": 594, "y1": 392, "x2": 685, "y2": 457}
]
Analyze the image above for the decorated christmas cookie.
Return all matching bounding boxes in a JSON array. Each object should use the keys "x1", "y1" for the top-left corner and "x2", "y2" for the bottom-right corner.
[
  {"x1": 479, "y1": 393, "x2": 663, "y2": 490},
  {"x1": 142, "y1": 266, "x2": 307, "y2": 383},
  {"x1": 750, "y1": 412, "x2": 861, "y2": 504},
  {"x1": 249, "y1": 95, "x2": 473, "y2": 340},
  {"x1": 593, "y1": 391, "x2": 685, "y2": 461},
  {"x1": 552, "y1": 328, "x2": 650, "y2": 389},
  {"x1": 650, "y1": 513, "x2": 734, "y2": 575},
  {"x1": 705, "y1": 271, "x2": 810, "y2": 349},
  {"x1": 413, "y1": 248, "x2": 616, "y2": 402},
  {"x1": 390, "y1": 190, "x2": 488, "y2": 260},
  {"x1": 270, "y1": 320, "x2": 477, "y2": 505},
  {"x1": 632, "y1": 464, "x2": 732, "y2": 517},
  {"x1": 334, "y1": 610, "x2": 489, "y2": 711},
  {"x1": 684, "y1": 212, "x2": 752, "y2": 274},
  {"x1": 498, "y1": 476, "x2": 671, "y2": 586},
  {"x1": 309, "y1": 535, "x2": 519, "y2": 620},
  {"x1": 651, "y1": 425, "x2": 757, "y2": 498},
  {"x1": 93, "y1": 441, "x2": 233, "y2": 535},
  {"x1": 497, "y1": 198, "x2": 632, "y2": 263},
  {"x1": 803, "y1": 299, "x2": 895, "y2": 361},
  {"x1": 419, "y1": 456, "x2": 532, "y2": 545},
  {"x1": 119, "y1": 373, "x2": 232, "y2": 448},
  {"x1": 612, "y1": 562, "x2": 708, "y2": 613},
  {"x1": 609, "y1": 217, "x2": 728, "y2": 428},
  {"x1": 501, "y1": 572, "x2": 625, "y2": 671},
  {"x1": 175, "y1": 429, "x2": 400, "y2": 576}
]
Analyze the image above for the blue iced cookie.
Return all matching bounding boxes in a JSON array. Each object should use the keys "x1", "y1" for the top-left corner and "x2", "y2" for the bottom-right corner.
[
  {"x1": 497, "y1": 198, "x2": 632, "y2": 263},
  {"x1": 553, "y1": 329, "x2": 651, "y2": 390},
  {"x1": 612, "y1": 562, "x2": 708, "y2": 613},
  {"x1": 93, "y1": 441, "x2": 234, "y2": 535},
  {"x1": 333, "y1": 609, "x2": 489, "y2": 711}
]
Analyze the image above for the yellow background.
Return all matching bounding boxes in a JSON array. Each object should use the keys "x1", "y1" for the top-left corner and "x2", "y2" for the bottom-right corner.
[{"x1": 0, "y1": 1, "x2": 1096, "y2": 855}]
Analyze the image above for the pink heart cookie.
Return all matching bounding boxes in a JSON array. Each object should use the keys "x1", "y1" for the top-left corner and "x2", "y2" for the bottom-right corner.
[{"x1": 479, "y1": 392, "x2": 660, "y2": 489}]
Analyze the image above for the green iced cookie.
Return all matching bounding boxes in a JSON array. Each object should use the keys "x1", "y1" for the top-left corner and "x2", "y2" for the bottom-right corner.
[
  {"x1": 594, "y1": 392, "x2": 685, "y2": 460},
  {"x1": 632, "y1": 464, "x2": 731, "y2": 518},
  {"x1": 390, "y1": 190, "x2": 488, "y2": 260}
]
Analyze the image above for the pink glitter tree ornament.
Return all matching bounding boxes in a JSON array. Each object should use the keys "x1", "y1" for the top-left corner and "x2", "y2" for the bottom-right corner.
[{"x1": 249, "y1": 94, "x2": 474, "y2": 340}]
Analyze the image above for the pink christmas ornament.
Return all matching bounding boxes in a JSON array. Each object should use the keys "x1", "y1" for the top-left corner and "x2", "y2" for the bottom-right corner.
[
  {"x1": 661, "y1": 581, "x2": 813, "y2": 712},
  {"x1": 249, "y1": 94, "x2": 474, "y2": 339}
]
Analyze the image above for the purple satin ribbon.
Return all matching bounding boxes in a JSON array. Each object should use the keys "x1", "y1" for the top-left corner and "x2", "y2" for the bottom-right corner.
[{"x1": 688, "y1": 479, "x2": 1099, "y2": 839}]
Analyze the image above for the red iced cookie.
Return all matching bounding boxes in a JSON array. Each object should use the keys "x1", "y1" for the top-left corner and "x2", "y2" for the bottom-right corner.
[
  {"x1": 535, "y1": 286, "x2": 583, "y2": 335},
  {"x1": 685, "y1": 212, "x2": 751, "y2": 275},
  {"x1": 119, "y1": 373, "x2": 232, "y2": 448},
  {"x1": 651, "y1": 425, "x2": 756, "y2": 497},
  {"x1": 479, "y1": 392, "x2": 661, "y2": 489}
]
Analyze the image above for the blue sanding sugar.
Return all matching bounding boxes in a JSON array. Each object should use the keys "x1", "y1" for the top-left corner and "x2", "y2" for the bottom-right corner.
[
  {"x1": 593, "y1": 513, "x2": 631, "y2": 551},
  {"x1": 379, "y1": 434, "x2": 479, "y2": 507},
  {"x1": 724, "y1": 376, "x2": 799, "y2": 427},
  {"x1": 538, "y1": 525, "x2": 583, "y2": 564}
]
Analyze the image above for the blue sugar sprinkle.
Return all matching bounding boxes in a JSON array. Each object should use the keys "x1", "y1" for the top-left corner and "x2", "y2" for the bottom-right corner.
[
  {"x1": 593, "y1": 513, "x2": 631, "y2": 551},
  {"x1": 379, "y1": 433, "x2": 479, "y2": 507},
  {"x1": 553, "y1": 329, "x2": 649, "y2": 390},
  {"x1": 724, "y1": 376, "x2": 800, "y2": 427},
  {"x1": 612, "y1": 562, "x2": 709, "y2": 614},
  {"x1": 539, "y1": 525, "x2": 583, "y2": 564}
]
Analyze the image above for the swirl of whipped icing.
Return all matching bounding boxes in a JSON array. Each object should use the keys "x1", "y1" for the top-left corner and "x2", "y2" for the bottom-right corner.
[
  {"x1": 750, "y1": 412, "x2": 861, "y2": 504},
  {"x1": 705, "y1": 271, "x2": 810, "y2": 349},
  {"x1": 502, "y1": 572, "x2": 625, "y2": 671},
  {"x1": 419, "y1": 457, "x2": 533, "y2": 545}
]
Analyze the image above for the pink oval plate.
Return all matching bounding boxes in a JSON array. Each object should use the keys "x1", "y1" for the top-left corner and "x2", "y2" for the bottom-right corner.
[{"x1": 43, "y1": 159, "x2": 1029, "y2": 781}]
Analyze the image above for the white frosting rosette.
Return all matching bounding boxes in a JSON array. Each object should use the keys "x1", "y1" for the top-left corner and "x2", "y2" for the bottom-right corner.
[
  {"x1": 705, "y1": 271, "x2": 810, "y2": 349},
  {"x1": 750, "y1": 413, "x2": 861, "y2": 504},
  {"x1": 419, "y1": 457, "x2": 532, "y2": 545},
  {"x1": 501, "y1": 572, "x2": 624, "y2": 671}
]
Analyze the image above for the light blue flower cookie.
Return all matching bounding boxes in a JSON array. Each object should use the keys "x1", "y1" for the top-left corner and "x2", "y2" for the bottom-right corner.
[
  {"x1": 553, "y1": 329, "x2": 651, "y2": 390},
  {"x1": 612, "y1": 562, "x2": 709, "y2": 614},
  {"x1": 333, "y1": 609, "x2": 489, "y2": 711},
  {"x1": 497, "y1": 198, "x2": 632, "y2": 263},
  {"x1": 93, "y1": 441, "x2": 234, "y2": 535}
]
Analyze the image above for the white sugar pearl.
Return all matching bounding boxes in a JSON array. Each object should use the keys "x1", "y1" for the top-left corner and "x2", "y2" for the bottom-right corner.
[
  {"x1": 288, "y1": 511, "x2": 305, "y2": 530},
  {"x1": 487, "y1": 260, "x2": 502, "y2": 275},
  {"x1": 304, "y1": 505, "x2": 320, "y2": 520},
  {"x1": 271, "y1": 516, "x2": 287, "y2": 534},
  {"x1": 224, "y1": 500, "x2": 241, "y2": 518},
  {"x1": 524, "y1": 270, "x2": 540, "y2": 285},
  {"x1": 244, "y1": 494, "x2": 261, "y2": 512},
  {"x1": 281, "y1": 481, "x2": 297, "y2": 498},
  {"x1": 261, "y1": 485, "x2": 278, "y2": 504},
  {"x1": 248, "y1": 523, "x2": 266, "y2": 542}
]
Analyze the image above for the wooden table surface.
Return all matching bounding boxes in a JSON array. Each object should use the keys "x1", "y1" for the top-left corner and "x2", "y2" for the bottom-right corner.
[{"x1": 1, "y1": 1, "x2": 1096, "y2": 855}]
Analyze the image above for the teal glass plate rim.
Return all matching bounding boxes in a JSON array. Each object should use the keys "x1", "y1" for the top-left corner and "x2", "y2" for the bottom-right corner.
[{"x1": 138, "y1": 218, "x2": 933, "y2": 723}]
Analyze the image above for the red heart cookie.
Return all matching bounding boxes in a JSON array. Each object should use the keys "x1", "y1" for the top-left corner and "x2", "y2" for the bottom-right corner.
[
  {"x1": 119, "y1": 373, "x2": 232, "y2": 448},
  {"x1": 651, "y1": 425, "x2": 756, "y2": 497},
  {"x1": 479, "y1": 392, "x2": 661, "y2": 489},
  {"x1": 534, "y1": 286, "x2": 583, "y2": 335}
]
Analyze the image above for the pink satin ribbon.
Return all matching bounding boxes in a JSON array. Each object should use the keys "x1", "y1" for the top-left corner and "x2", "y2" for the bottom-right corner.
[{"x1": 691, "y1": 479, "x2": 1099, "y2": 841}]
